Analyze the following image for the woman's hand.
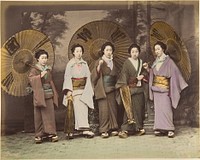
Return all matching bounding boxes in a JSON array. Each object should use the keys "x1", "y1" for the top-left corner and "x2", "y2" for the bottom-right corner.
[
  {"x1": 137, "y1": 75, "x2": 144, "y2": 81},
  {"x1": 143, "y1": 62, "x2": 148, "y2": 69},
  {"x1": 67, "y1": 91, "x2": 72, "y2": 97},
  {"x1": 41, "y1": 71, "x2": 47, "y2": 78},
  {"x1": 98, "y1": 60, "x2": 104, "y2": 66},
  {"x1": 66, "y1": 91, "x2": 73, "y2": 101},
  {"x1": 97, "y1": 60, "x2": 104, "y2": 72},
  {"x1": 143, "y1": 62, "x2": 150, "y2": 72}
]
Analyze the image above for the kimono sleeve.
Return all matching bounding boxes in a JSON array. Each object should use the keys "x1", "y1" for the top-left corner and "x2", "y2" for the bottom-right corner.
[
  {"x1": 169, "y1": 61, "x2": 188, "y2": 109},
  {"x1": 80, "y1": 63, "x2": 94, "y2": 109},
  {"x1": 115, "y1": 61, "x2": 129, "y2": 105},
  {"x1": 28, "y1": 68, "x2": 46, "y2": 107},
  {"x1": 148, "y1": 68, "x2": 154, "y2": 101},
  {"x1": 50, "y1": 80, "x2": 59, "y2": 107},
  {"x1": 62, "y1": 63, "x2": 73, "y2": 107},
  {"x1": 91, "y1": 60, "x2": 101, "y2": 88},
  {"x1": 91, "y1": 59, "x2": 107, "y2": 100},
  {"x1": 115, "y1": 61, "x2": 129, "y2": 89},
  {"x1": 62, "y1": 63, "x2": 73, "y2": 93}
]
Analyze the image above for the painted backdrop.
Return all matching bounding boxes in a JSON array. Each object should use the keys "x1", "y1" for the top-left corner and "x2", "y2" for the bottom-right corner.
[{"x1": 1, "y1": 1, "x2": 199, "y2": 134}]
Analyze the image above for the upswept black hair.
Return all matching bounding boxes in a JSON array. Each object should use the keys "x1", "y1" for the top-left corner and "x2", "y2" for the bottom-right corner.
[
  {"x1": 101, "y1": 42, "x2": 115, "y2": 54},
  {"x1": 128, "y1": 44, "x2": 141, "y2": 54},
  {"x1": 154, "y1": 41, "x2": 167, "y2": 52},
  {"x1": 34, "y1": 49, "x2": 49, "y2": 60},
  {"x1": 71, "y1": 43, "x2": 84, "y2": 54}
]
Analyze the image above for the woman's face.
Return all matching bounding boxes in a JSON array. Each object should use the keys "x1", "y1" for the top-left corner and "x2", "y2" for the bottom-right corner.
[
  {"x1": 38, "y1": 54, "x2": 48, "y2": 66},
  {"x1": 103, "y1": 45, "x2": 113, "y2": 59},
  {"x1": 73, "y1": 47, "x2": 83, "y2": 60},
  {"x1": 154, "y1": 44, "x2": 164, "y2": 58},
  {"x1": 130, "y1": 47, "x2": 139, "y2": 60}
]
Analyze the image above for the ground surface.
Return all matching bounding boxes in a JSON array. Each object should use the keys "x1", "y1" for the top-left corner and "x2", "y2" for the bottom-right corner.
[{"x1": 1, "y1": 126, "x2": 200, "y2": 159}]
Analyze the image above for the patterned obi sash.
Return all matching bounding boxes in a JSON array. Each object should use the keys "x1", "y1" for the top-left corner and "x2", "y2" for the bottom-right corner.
[
  {"x1": 72, "y1": 77, "x2": 87, "y2": 90},
  {"x1": 103, "y1": 75, "x2": 116, "y2": 87},
  {"x1": 43, "y1": 83, "x2": 53, "y2": 99},
  {"x1": 153, "y1": 76, "x2": 169, "y2": 89}
]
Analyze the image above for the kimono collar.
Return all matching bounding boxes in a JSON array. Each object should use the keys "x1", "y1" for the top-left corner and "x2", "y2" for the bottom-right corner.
[
  {"x1": 102, "y1": 55, "x2": 113, "y2": 70},
  {"x1": 128, "y1": 57, "x2": 138, "y2": 63},
  {"x1": 70, "y1": 57, "x2": 87, "y2": 67},
  {"x1": 35, "y1": 63, "x2": 51, "y2": 71},
  {"x1": 152, "y1": 54, "x2": 168, "y2": 68},
  {"x1": 35, "y1": 63, "x2": 51, "y2": 79},
  {"x1": 102, "y1": 54, "x2": 113, "y2": 61}
]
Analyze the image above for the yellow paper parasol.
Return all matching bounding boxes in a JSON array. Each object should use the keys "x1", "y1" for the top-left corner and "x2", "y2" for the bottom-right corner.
[
  {"x1": 1, "y1": 29, "x2": 55, "y2": 96},
  {"x1": 69, "y1": 20, "x2": 132, "y2": 71},
  {"x1": 150, "y1": 21, "x2": 191, "y2": 81}
]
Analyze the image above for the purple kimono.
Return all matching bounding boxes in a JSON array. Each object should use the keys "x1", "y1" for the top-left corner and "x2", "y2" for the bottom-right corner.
[{"x1": 149, "y1": 56, "x2": 188, "y2": 131}]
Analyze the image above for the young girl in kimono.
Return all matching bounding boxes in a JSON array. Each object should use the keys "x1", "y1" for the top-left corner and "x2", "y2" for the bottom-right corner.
[
  {"x1": 143, "y1": 41, "x2": 188, "y2": 138},
  {"x1": 28, "y1": 49, "x2": 59, "y2": 144},
  {"x1": 91, "y1": 42, "x2": 119, "y2": 138},
  {"x1": 62, "y1": 44, "x2": 95, "y2": 139}
]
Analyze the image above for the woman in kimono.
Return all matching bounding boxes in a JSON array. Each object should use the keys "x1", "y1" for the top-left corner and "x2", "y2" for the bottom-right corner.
[
  {"x1": 116, "y1": 44, "x2": 147, "y2": 138},
  {"x1": 28, "y1": 49, "x2": 59, "y2": 144},
  {"x1": 143, "y1": 41, "x2": 188, "y2": 138},
  {"x1": 91, "y1": 42, "x2": 119, "y2": 138},
  {"x1": 62, "y1": 44, "x2": 95, "y2": 139}
]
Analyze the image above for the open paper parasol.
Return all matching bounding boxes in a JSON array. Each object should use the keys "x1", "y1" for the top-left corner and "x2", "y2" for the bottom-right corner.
[
  {"x1": 69, "y1": 20, "x2": 132, "y2": 71},
  {"x1": 150, "y1": 21, "x2": 191, "y2": 81},
  {"x1": 1, "y1": 29, "x2": 55, "y2": 96}
]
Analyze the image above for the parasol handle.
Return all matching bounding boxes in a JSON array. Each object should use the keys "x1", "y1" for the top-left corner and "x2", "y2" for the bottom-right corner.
[
  {"x1": 143, "y1": 61, "x2": 153, "y2": 72},
  {"x1": 20, "y1": 59, "x2": 41, "y2": 71},
  {"x1": 143, "y1": 61, "x2": 151, "y2": 68}
]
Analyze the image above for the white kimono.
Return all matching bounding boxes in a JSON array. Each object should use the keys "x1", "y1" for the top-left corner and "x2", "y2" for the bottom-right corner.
[{"x1": 62, "y1": 58, "x2": 94, "y2": 130}]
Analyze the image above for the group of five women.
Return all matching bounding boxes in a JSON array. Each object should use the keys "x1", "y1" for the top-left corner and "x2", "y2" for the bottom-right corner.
[{"x1": 28, "y1": 41, "x2": 187, "y2": 144}]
